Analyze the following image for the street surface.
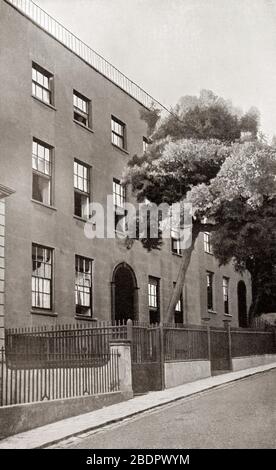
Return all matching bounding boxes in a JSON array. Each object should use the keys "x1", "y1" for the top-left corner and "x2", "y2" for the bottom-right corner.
[{"x1": 54, "y1": 370, "x2": 276, "y2": 449}]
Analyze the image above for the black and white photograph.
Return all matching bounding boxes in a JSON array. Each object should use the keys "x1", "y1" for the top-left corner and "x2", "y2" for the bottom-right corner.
[{"x1": 0, "y1": 0, "x2": 275, "y2": 457}]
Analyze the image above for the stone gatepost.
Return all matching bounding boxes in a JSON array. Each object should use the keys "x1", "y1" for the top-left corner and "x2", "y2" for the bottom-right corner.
[
  {"x1": 109, "y1": 339, "x2": 133, "y2": 398},
  {"x1": 0, "y1": 185, "x2": 15, "y2": 350}
]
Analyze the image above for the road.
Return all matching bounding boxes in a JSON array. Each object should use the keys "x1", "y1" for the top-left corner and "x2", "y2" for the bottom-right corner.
[{"x1": 55, "y1": 370, "x2": 276, "y2": 449}]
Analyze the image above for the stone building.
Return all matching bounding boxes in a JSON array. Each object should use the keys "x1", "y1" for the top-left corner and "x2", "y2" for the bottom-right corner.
[{"x1": 0, "y1": 0, "x2": 251, "y2": 333}]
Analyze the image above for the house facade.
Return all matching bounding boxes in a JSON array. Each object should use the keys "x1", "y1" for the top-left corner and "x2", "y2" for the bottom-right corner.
[{"x1": 0, "y1": 0, "x2": 251, "y2": 332}]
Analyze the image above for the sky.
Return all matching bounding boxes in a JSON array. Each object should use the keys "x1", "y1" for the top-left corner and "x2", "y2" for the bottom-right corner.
[{"x1": 35, "y1": 0, "x2": 276, "y2": 140}]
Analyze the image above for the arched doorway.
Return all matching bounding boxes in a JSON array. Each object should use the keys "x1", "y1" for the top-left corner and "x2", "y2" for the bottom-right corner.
[
  {"x1": 111, "y1": 263, "x2": 138, "y2": 322},
  {"x1": 237, "y1": 281, "x2": 247, "y2": 327}
]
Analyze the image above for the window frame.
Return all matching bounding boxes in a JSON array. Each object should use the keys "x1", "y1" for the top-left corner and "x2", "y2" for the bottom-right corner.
[
  {"x1": 111, "y1": 116, "x2": 126, "y2": 150},
  {"x1": 143, "y1": 137, "x2": 149, "y2": 153},
  {"x1": 32, "y1": 138, "x2": 53, "y2": 206},
  {"x1": 204, "y1": 232, "x2": 213, "y2": 254},
  {"x1": 32, "y1": 243, "x2": 53, "y2": 311},
  {"x1": 148, "y1": 276, "x2": 160, "y2": 324},
  {"x1": 173, "y1": 282, "x2": 184, "y2": 324},
  {"x1": 74, "y1": 159, "x2": 91, "y2": 220},
  {"x1": 223, "y1": 276, "x2": 230, "y2": 315},
  {"x1": 73, "y1": 90, "x2": 91, "y2": 128},
  {"x1": 206, "y1": 271, "x2": 214, "y2": 311},
  {"x1": 75, "y1": 255, "x2": 93, "y2": 317},
  {"x1": 113, "y1": 178, "x2": 127, "y2": 234},
  {"x1": 32, "y1": 62, "x2": 53, "y2": 105}
]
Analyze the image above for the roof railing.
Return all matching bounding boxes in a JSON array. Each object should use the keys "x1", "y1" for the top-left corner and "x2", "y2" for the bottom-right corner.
[{"x1": 6, "y1": 0, "x2": 164, "y2": 110}]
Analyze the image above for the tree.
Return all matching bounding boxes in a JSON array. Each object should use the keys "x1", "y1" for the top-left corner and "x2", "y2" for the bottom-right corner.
[
  {"x1": 123, "y1": 91, "x2": 276, "y2": 323},
  {"x1": 152, "y1": 89, "x2": 258, "y2": 143},
  {"x1": 188, "y1": 141, "x2": 276, "y2": 323}
]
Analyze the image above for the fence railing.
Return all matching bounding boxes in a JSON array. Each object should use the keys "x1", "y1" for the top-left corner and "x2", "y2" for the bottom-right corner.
[
  {"x1": 163, "y1": 325, "x2": 209, "y2": 361},
  {"x1": 5, "y1": 322, "x2": 127, "y2": 367},
  {"x1": 0, "y1": 346, "x2": 120, "y2": 406},
  {"x1": 6, "y1": 0, "x2": 163, "y2": 110},
  {"x1": 231, "y1": 329, "x2": 275, "y2": 357}
]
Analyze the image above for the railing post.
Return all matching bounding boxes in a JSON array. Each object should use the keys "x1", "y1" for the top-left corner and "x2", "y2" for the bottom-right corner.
[
  {"x1": 223, "y1": 319, "x2": 233, "y2": 371},
  {"x1": 126, "y1": 319, "x2": 133, "y2": 343},
  {"x1": 159, "y1": 322, "x2": 165, "y2": 390},
  {"x1": 203, "y1": 319, "x2": 211, "y2": 364}
]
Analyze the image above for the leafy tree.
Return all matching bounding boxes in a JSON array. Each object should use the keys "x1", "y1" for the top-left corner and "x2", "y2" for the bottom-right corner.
[{"x1": 123, "y1": 91, "x2": 276, "y2": 323}]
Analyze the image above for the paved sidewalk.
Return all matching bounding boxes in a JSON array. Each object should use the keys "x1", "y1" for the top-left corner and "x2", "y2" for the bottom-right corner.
[{"x1": 0, "y1": 362, "x2": 276, "y2": 449}]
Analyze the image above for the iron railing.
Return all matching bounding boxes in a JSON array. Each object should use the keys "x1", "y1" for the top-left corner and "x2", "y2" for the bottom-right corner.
[
  {"x1": 231, "y1": 329, "x2": 276, "y2": 357},
  {"x1": 5, "y1": 322, "x2": 127, "y2": 367},
  {"x1": 164, "y1": 324, "x2": 209, "y2": 361},
  {"x1": 6, "y1": 0, "x2": 164, "y2": 110},
  {"x1": 0, "y1": 346, "x2": 120, "y2": 406}
]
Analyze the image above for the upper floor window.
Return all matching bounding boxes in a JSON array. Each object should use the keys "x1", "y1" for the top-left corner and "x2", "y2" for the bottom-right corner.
[
  {"x1": 74, "y1": 160, "x2": 90, "y2": 219},
  {"x1": 113, "y1": 179, "x2": 126, "y2": 234},
  {"x1": 111, "y1": 116, "x2": 126, "y2": 150},
  {"x1": 207, "y1": 271, "x2": 214, "y2": 311},
  {"x1": 32, "y1": 63, "x2": 53, "y2": 105},
  {"x1": 148, "y1": 276, "x2": 160, "y2": 324},
  {"x1": 32, "y1": 139, "x2": 52, "y2": 206},
  {"x1": 73, "y1": 91, "x2": 90, "y2": 127},
  {"x1": 32, "y1": 244, "x2": 53, "y2": 310},
  {"x1": 143, "y1": 137, "x2": 149, "y2": 153},
  {"x1": 204, "y1": 232, "x2": 213, "y2": 254},
  {"x1": 223, "y1": 277, "x2": 230, "y2": 314},
  {"x1": 75, "y1": 255, "x2": 93, "y2": 316}
]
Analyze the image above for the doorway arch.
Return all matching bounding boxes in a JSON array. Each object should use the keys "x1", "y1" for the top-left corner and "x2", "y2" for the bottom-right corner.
[
  {"x1": 111, "y1": 263, "x2": 138, "y2": 322},
  {"x1": 237, "y1": 281, "x2": 247, "y2": 327}
]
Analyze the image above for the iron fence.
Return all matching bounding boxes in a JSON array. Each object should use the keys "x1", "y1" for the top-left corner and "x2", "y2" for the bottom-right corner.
[
  {"x1": 231, "y1": 329, "x2": 275, "y2": 357},
  {"x1": 0, "y1": 346, "x2": 120, "y2": 406},
  {"x1": 5, "y1": 322, "x2": 127, "y2": 367},
  {"x1": 163, "y1": 324, "x2": 209, "y2": 361}
]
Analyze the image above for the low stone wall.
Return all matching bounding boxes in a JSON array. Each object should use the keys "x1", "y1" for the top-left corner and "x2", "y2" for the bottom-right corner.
[
  {"x1": 165, "y1": 360, "x2": 211, "y2": 389},
  {"x1": 232, "y1": 354, "x2": 276, "y2": 371},
  {"x1": 0, "y1": 390, "x2": 132, "y2": 439}
]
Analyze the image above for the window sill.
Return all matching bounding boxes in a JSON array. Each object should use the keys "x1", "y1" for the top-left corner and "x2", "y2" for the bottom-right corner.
[
  {"x1": 208, "y1": 309, "x2": 217, "y2": 314},
  {"x1": 171, "y1": 251, "x2": 183, "y2": 257},
  {"x1": 32, "y1": 95, "x2": 56, "y2": 111},
  {"x1": 111, "y1": 143, "x2": 129, "y2": 155},
  {"x1": 73, "y1": 214, "x2": 89, "y2": 223},
  {"x1": 73, "y1": 119, "x2": 94, "y2": 133},
  {"x1": 31, "y1": 310, "x2": 57, "y2": 317},
  {"x1": 224, "y1": 313, "x2": 232, "y2": 317},
  {"x1": 32, "y1": 199, "x2": 57, "y2": 211},
  {"x1": 75, "y1": 315, "x2": 97, "y2": 322}
]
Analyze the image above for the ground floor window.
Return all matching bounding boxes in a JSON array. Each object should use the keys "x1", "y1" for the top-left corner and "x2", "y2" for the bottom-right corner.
[
  {"x1": 32, "y1": 244, "x2": 53, "y2": 310},
  {"x1": 207, "y1": 271, "x2": 214, "y2": 311},
  {"x1": 75, "y1": 255, "x2": 93, "y2": 316},
  {"x1": 148, "y1": 276, "x2": 160, "y2": 324}
]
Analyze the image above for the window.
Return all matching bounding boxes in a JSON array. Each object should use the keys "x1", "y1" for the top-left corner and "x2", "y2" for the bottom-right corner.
[
  {"x1": 32, "y1": 244, "x2": 53, "y2": 310},
  {"x1": 111, "y1": 116, "x2": 126, "y2": 149},
  {"x1": 113, "y1": 179, "x2": 126, "y2": 233},
  {"x1": 171, "y1": 235, "x2": 182, "y2": 255},
  {"x1": 204, "y1": 232, "x2": 213, "y2": 254},
  {"x1": 148, "y1": 277, "x2": 160, "y2": 324},
  {"x1": 32, "y1": 139, "x2": 52, "y2": 205},
  {"x1": 174, "y1": 283, "x2": 183, "y2": 324},
  {"x1": 223, "y1": 277, "x2": 230, "y2": 314},
  {"x1": 75, "y1": 255, "x2": 92, "y2": 316},
  {"x1": 74, "y1": 160, "x2": 90, "y2": 219},
  {"x1": 143, "y1": 137, "x2": 149, "y2": 153},
  {"x1": 32, "y1": 63, "x2": 53, "y2": 105},
  {"x1": 207, "y1": 271, "x2": 214, "y2": 311},
  {"x1": 73, "y1": 91, "x2": 90, "y2": 127},
  {"x1": 171, "y1": 221, "x2": 183, "y2": 256}
]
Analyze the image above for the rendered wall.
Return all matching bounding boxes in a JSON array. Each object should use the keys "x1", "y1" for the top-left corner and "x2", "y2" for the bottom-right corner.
[{"x1": 165, "y1": 360, "x2": 211, "y2": 388}]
